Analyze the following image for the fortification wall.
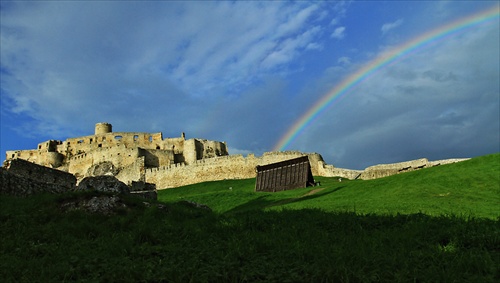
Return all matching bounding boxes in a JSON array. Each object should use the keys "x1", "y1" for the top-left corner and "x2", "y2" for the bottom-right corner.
[
  {"x1": 317, "y1": 162, "x2": 363, "y2": 179},
  {"x1": 7, "y1": 146, "x2": 64, "y2": 168},
  {"x1": 3, "y1": 159, "x2": 76, "y2": 191},
  {"x1": 145, "y1": 151, "x2": 322, "y2": 189},
  {"x1": 68, "y1": 145, "x2": 142, "y2": 179},
  {"x1": 64, "y1": 132, "x2": 165, "y2": 155},
  {"x1": 358, "y1": 157, "x2": 470, "y2": 180},
  {"x1": 116, "y1": 156, "x2": 146, "y2": 185},
  {"x1": 139, "y1": 148, "x2": 174, "y2": 168},
  {"x1": 181, "y1": 139, "x2": 228, "y2": 165}
]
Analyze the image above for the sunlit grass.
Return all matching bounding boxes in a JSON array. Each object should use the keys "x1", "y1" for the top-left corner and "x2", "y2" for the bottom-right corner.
[{"x1": 158, "y1": 153, "x2": 500, "y2": 219}]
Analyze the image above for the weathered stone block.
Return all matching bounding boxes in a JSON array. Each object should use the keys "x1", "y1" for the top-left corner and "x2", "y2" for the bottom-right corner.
[{"x1": 77, "y1": 176, "x2": 130, "y2": 194}]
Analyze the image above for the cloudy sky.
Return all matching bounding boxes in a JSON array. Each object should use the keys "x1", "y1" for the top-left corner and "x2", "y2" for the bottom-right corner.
[{"x1": 1, "y1": 1, "x2": 498, "y2": 169}]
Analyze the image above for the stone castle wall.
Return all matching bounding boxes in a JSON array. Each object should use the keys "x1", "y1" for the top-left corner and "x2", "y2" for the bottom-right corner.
[
  {"x1": 116, "y1": 156, "x2": 146, "y2": 185},
  {"x1": 317, "y1": 163, "x2": 363, "y2": 180},
  {"x1": 359, "y1": 158, "x2": 470, "y2": 180},
  {"x1": 145, "y1": 151, "x2": 324, "y2": 189},
  {"x1": 145, "y1": 153, "x2": 470, "y2": 189},
  {"x1": 4, "y1": 123, "x2": 470, "y2": 191},
  {"x1": 5, "y1": 123, "x2": 229, "y2": 185},
  {"x1": 1, "y1": 159, "x2": 76, "y2": 196}
]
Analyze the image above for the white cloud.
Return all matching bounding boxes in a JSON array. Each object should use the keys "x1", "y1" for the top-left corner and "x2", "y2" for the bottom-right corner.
[
  {"x1": 306, "y1": 42, "x2": 323, "y2": 51},
  {"x1": 261, "y1": 26, "x2": 322, "y2": 69},
  {"x1": 381, "y1": 18, "x2": 404, "y2": 34},
  {"x1": 331, "y1": 26, "x2": 346, "y2": 39},
  {"x1": 0, "y1": 1, "x2": 336, "y2": 137},
  {"x1": 337, "y1": 56, "x2": 351, "y2": 65}
]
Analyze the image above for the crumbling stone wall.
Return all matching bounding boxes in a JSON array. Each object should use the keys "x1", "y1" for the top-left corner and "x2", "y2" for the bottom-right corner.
[
  {"x1": 359, "y1": 158, "x2": 470, "y2": 180},
  {"x1": 1, "y1": 160, "x2": 157, "y2": 200},
  {"x1": 5, "y1": 159, "x2": 76, "y2": 189},
  {"x1": 1, "y1": 159, "x2": 76, "y2": 196},
  {"x1": 145, "y1": 151, "x2": 323, "y2": 189},
  {"x1": 5, "y1": 123, "x2": 228, "y2": 180},
  {"x1": 115, "y1": 156, "x2": 146, "y2": 185},
  {"x1": 317, "y1": 162, "x2": 363, "y2": 179}
]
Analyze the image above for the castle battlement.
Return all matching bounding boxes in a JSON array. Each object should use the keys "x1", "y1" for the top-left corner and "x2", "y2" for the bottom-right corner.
[
  {"x1": 5, "y1": 122, "x2": 464, "y2": 190},
  {"x1": 5, "y1": 123, "x2": 229, "y2": 184}
]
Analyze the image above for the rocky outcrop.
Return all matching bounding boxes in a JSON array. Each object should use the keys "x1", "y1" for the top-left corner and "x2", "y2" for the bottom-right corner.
[
  {"x1": 60, "y1": 195, "x2": 127, "y2": 215},
  {"x1": 86, "y1": 161, "x2": 120, "y2": 177},
  {"x1": 77, "y1": 176, "x2": 130, "y2": 194}
]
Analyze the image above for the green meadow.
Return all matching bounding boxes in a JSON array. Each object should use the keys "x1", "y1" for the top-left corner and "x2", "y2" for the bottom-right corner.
[
  {"x1": 159, "y1": 153, "x2": 499, "y2": 218},
  {"x1": 1, "y1": 153, "x2": 499, "y2": 282}
]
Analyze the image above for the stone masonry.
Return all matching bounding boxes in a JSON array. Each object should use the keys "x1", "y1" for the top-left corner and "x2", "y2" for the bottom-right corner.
[
  {"x1": 3, "y1": 122, "x2": 470, "y2": 190},
  {"x1": 5, "y1": 123, "x2": 228, "y2": 185}
]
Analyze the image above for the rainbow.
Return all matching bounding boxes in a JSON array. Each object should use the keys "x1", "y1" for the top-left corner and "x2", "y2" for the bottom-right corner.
[{"x1": 273, "y1": 5, "x2": 499, "y2": 151}]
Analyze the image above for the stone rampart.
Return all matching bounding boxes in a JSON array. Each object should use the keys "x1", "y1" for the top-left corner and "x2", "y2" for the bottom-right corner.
[
  {"x1": 116, "y1": 156, "x2": 146, "y2": 185},
  {"x1": 317, "y1": 162, "x2": 363, "y2": 179},
  {"x1": 145, "y1": 151, "x2": 323, "y2": 189},
  {"x1": 1, "y1": 159, "x2": 76, "y2": 196},
  {"x1": 359, "y1": 158, "x2": 470, "y2": 180},
  {"x1": 5, "y1": 159, "x2": 76, "y2": 189},
  {"x1": 68, "y1": 145, "x2": 143, "y2": 179}
]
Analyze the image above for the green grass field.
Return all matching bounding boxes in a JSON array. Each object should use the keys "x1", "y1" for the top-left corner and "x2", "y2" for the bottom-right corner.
[
  {"x1": 1, "y1": 153, "x2": 499, "y2": 282},
  {"x1": 158, "y1": 153, "x2": 500, "y2": 218}
]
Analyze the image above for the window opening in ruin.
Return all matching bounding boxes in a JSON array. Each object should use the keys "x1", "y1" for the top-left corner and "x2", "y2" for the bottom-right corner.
[
  {"x1": 102, "y1": 137, "x2": 106, "y2": 141},
  {"x1": 134, "y1": 135, "x2": 139, "y2": 141},
  {"x1": 98, "y1": 144, "x2": 102, "y2": 148},
  {"x1": 11, "y1": 154, "x2": 15, "y2": 158},
  {"x1": 90, "y1": 138, "x2": 93, "y2": 144},
  {"x1": 149, "y1": 136, "x2": 153, "y2": 142},
  {"x1": 78, "y1": 140, "x2": 84, "y2": 144},
  {"x1": 156, "y1": 145, "x2": 160, "y2": 149},
  {"x1": 38, "y1": 145, "x2": 42, "y2": 149},
  {"x1": 115, "y1": 136, "x2": 122, "y2": 140}
]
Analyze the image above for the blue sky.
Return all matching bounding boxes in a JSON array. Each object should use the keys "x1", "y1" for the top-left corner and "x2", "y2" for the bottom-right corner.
[{"x1": 1, "y1": 1, "x2": 498, "y2": 169}]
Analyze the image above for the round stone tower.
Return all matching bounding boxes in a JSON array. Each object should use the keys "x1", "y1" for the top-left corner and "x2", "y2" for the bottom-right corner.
[{"x1": 95, "y1": 122, "x2": 112, "y2": 135}]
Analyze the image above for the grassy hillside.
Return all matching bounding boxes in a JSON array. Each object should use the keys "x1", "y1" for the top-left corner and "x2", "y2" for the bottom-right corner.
[
  {"x1": 1, "y1": 153, "x2": 499, "y2": 282},
  {"x1": 158, "y1": 153, "x2": 500, "y2": 218}
]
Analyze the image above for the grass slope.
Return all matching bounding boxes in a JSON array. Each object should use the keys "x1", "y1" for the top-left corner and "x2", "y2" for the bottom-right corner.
[
  {"x1": 158, "y1": 153, "x2": 500, "y2": 218},
  {"x1": 1, "y1": 153, "x2": 499, "y2": 282}
]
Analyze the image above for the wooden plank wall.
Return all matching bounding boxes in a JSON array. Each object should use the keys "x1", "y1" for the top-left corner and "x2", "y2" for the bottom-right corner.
[{"x1": 255, "y1": 156, "x2": 314, "y2": 192}]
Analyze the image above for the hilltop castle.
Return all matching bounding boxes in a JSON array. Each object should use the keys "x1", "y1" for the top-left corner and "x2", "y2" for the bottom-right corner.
[
  {"x1": 4, "y1": 122, "x2": 469, "y2": 189},
  {"x1": 5, "y1": 123, "x2": 229, "y2": 185}
]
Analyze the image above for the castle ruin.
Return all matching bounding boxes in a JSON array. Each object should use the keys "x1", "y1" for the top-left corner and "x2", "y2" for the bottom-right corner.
[
  {"x1": 5, "y1": 123, "x2": 228, "y2": 185},
  {"x1": 4, "y1": 122, "x2": 469, "y2": 190}
]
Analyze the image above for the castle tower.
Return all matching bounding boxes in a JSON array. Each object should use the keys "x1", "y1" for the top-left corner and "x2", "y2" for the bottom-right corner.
[{"x1": 95, "y1": 122, "x2": 112, "y2": 135}]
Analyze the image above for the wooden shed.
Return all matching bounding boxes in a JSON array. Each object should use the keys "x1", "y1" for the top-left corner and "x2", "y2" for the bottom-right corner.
[{"x1": 255, "y1": 156, "x2": 315, "y2": 192}]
